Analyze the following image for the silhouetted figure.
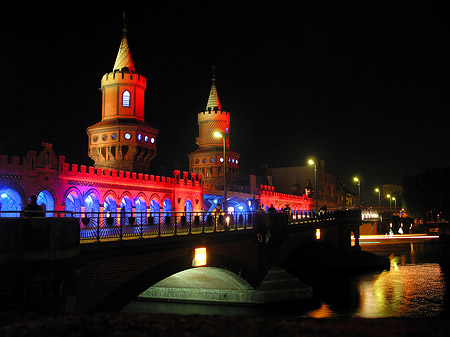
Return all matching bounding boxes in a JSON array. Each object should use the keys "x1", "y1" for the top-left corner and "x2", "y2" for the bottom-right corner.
[
  {"x1": 22, "y1": 195, "x2": 44, "y2": 217},
  {"x1": 268, "y1": 204, "x2": 276, "y2": 213}
]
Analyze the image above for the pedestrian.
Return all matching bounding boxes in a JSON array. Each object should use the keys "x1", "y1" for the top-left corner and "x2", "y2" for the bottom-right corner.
[{"x1": 22, "y1": 195, "x2": 44, "y2": 217}]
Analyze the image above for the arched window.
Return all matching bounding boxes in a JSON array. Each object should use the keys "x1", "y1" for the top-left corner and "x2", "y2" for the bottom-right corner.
[
  {"x1": 37, "y1": 190, "x2": 55, "y2": 217},
  {"x1": 122, "y1": 90, "x2": 130, "y2": 107}
]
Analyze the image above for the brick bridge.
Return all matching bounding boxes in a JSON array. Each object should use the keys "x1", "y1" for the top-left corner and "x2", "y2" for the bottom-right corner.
[{"x1": 0, "y1": 210, "x2": 362, "y2": 313}]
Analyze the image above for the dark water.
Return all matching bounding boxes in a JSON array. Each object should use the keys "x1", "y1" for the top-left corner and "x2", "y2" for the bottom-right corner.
[{"x1": 123, "y1": 239, "x2": 450, "y2": 318}]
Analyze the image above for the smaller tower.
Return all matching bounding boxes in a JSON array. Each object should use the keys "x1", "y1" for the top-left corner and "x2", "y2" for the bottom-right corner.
[
  {"x1": 86, "y1": 16, "x2": 158, "y2": 173},
  {"x1": 188, "y1": 72, "x2": 240, "y2": 188}
]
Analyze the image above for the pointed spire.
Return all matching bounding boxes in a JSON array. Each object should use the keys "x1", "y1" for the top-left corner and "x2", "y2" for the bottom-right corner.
[
  {"x1": 113, "y1": 13, "x2": 135, "y2": 72},
  {"x1": 206, "y1": 66, "x2": 222, "y2": 110}
]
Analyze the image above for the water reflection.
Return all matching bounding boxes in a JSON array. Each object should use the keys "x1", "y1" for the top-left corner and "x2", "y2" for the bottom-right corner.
[
  {"x1": 305, "y1": 240, "x2": 448, "y2": 318},
  {"x1": 356, "y1": 262, "x2": 445, "y2": 317}
]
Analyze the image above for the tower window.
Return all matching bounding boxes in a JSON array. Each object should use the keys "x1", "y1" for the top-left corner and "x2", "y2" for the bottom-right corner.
[{"x1": 122, "y1": 90, "x2": 131, "y2": 107}]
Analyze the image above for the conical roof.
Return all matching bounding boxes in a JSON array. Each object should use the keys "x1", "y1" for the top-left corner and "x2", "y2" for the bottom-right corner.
[
  {"x1": 206, "y1": 78, "x2": 222, "y2": 110},
  {"x1": 113, "y1": 33, "x2": 135, "y2": 72}
]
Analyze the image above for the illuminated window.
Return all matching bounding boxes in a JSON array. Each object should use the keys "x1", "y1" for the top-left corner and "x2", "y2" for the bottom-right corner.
[
  {"x1": 138, "y1": 133, "x2": 142, "y2": 141},
  {"x1": 150, "y1": 137, "x2": 155, "y2": 144},
  {"x1": 122, "y1": 90, "x2": 130, "y2": 107},
  {"x1": 144, "y1": 135, "x2": 149, "y2": 142},
  {"x1": 219, "y1": 157, "x2": 224, "y2": 163},
  {"x1": 124, "y1": 132, "x2": 131, "y2": 140}
]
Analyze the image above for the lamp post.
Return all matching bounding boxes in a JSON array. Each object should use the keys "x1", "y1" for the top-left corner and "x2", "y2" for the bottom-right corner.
[
  {"x1": 392, "y1": 197, "x2": 396, "y2": 215},
  {"x1": 375, "y1": 188, "x2": 381, "y2": 207},
  {"x1": 214, "y1": 131, "x2": 228, "y2": 213},
  {"x1": 307, "y1": 159, "x2": 318, "y2": 210},
  {"x1": 353, "y1": 177, "x2": 361, "y2": 206},
  {"x1": 387, "y1": 194, "x2": 391, "y2": 211}
]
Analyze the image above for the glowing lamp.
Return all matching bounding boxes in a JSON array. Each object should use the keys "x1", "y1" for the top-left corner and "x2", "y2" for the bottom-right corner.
[
  {"x1": 1, "y1": 193, "x2": 7, "y2": 198},
  {"x1": 308, "y1": 159, "x2": 315, "y2": 166},
  {"x1": 193, "y1": 247, "x2": 207, "y2": 267},
  {"x1": 315, "y1": 228, "x2": 321, "y2": 240},
  {"x1": 214, "y1": 131, "x2": 224, "y2": 138}
]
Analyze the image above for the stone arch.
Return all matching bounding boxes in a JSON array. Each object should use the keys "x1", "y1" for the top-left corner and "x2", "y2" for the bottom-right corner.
[
  {"x1": 119, "y1": 191, "x2": 134, "y2": 206},
  {"x1": 35, "y1": 185, "x2": 58, "y2": 208},
  {"x1": 82, "y1": 188, "x2": 101, "y2": 208},
  {"x1": 102, "y1": 190, "x2": 119, "y2": 205},
  {"x1": 63, "y1": 187, "x2": 82, "y2": 216},
  {"x1": 62, "y1": 186, "x2": 82, "y2": 207},
  {"x1": 89, "y1": 252, "x2": 259, "y2": 312},
  {"x1": 134, "y1": 192, "x2": 148, "y2": 206},
  {"x1": 0, "y1": 181, "x2": 25, "y2": 217},
  {"x1": 36, "y1": 188, "x2": 56, "y2": 216}
]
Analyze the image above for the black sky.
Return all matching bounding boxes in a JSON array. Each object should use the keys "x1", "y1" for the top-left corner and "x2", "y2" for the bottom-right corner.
[{"x1": 1, "y1": 2, "x2": 450, "y2": 200}]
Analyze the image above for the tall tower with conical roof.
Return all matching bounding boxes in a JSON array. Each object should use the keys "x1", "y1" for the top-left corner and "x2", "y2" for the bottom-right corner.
[
  {"x1": 188, "y1": 73, "x2": 240, "y2": 187},
  {"x1": 86, "y1": 15, "x2": 158, "y2": 173}
]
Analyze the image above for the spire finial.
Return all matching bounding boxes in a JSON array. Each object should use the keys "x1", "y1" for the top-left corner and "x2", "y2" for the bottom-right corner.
[
  {"x1": 122, "y1": 12, "x2": 128, "y2": 33},
  {"x1": 211, "y1": 65, "x2": 216, "y2": 81}
]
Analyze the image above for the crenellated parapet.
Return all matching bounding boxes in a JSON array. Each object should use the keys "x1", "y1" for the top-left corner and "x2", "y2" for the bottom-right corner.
[
  {"x1": 58, "y1": 156, "x2": 202, "y2": 189},
  {"x1": 259, "y1": 185, "x2": 312, "y2": 211},
  {"x1": 101, "y1": 70, "x2": 146, "y2": 88}
]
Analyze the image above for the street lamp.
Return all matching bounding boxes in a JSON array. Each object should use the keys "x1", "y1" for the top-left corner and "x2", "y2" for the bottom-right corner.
[
  {"x1": 387, "y1": 194, "x2": 391, "y2": 211},
  {"x1": 392, "y1": 197, "x2": 396, "y2": 214},
  {"x1": 214, "y1": 131, "x2": 228, "y2": 213},
  {"x1": 375, "y1": 188, "x2": 381, "y2": 207},
  {"x1": 307, "y1": 159, "x2": 318, "y2": 210},
  {"x1": 353, "y1": 177, "x2": 361, "y2": 206}
]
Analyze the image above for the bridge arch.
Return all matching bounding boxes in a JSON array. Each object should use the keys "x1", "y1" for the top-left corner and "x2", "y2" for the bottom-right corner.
[{"x1": 89, "y1": 252, "x2": 258, "y2": 312}]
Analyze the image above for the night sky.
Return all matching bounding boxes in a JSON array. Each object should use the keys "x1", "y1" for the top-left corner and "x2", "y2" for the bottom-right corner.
[{"x1": 1, "y1": 3, "x2": 449, "y2": 200}]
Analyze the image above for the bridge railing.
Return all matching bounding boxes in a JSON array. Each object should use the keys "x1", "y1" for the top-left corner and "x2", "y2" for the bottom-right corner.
[
  {"x1": 0, "y1": 209, "x2": 339, "y2": 242},
  {"x1": 76, "y1": 211, "x2": 256, "y2": 241}
]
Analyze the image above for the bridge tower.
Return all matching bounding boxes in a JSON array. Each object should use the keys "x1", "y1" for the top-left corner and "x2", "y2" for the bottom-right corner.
[
  {"x1": 188, "y1": 73, "x2": 240, "y2": 188},
  {"x1": 86, "y1": 17, "x2": 158, "y2": 173}
]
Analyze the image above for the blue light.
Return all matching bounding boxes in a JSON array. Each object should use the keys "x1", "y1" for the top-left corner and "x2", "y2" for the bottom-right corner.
[{"x1": 1, "y1": 193, "x2": 7, "y2": 198}]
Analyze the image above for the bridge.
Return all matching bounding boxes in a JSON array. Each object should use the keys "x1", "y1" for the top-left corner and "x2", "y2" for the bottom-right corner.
[{"x1": 0, "y1": 209, "x2": 363, "y2": 313}]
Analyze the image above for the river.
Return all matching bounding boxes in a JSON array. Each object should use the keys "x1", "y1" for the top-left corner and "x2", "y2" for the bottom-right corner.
[{"x1": 123, "y1": 235, "x2": 450, "y2": 318}]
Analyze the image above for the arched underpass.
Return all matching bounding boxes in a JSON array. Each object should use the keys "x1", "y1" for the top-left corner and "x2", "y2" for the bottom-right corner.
[{"x1": 134, "y1": 267, "x2": 312, "y2": 305}]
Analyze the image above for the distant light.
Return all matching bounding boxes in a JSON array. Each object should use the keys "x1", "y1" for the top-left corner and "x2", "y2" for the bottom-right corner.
[
  {"x1": 308, "y1": 159, "x2": 315, "y2": 166},
  {"x1": 219, "y1": 157, "x2": 224, "y2": 163},
  {"x1": 1, "y1": 193, "x2": 7, "y2": 198},
  {"x1": 214, "y1": 131, "x2": 223, "y2": 138},
  {"x1": 353, "y1": 177, "x2": 359, "y2": 182},
  {"x1": 193, "y1": 247, "x2": 207, "y2": 267},
  {"x1": 150, "y1": 137, "x2": 155, "y2": 144},
  {"x1": 315, "y1": 228, "x2": 321, "y2": 240}
]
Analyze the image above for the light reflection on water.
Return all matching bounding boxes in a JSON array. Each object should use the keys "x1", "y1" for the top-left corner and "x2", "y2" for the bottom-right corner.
[
  {"x1": 305, "y1": 240, "x2": 448, "y2": 318},
  {"x1": 124, "y1": 240, "x2": 449, "y2": 318},
  {"x1": 356, "y1": 262, "x2": 445, "y2": 317}
]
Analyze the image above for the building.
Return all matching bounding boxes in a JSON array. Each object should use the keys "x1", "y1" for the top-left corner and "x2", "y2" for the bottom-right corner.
[
  {"x1": 0, "y1": 25, "x2": 202, "y2": 218},
  {"x1": 268, "y1": 161, "x2": 347, "y2": 209},
  {"x1": 0, "y1": 21, "x2": 311, "y2": 218}
]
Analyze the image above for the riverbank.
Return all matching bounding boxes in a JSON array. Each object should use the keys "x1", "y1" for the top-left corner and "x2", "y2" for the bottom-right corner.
[{"x1": 0, "y1": 312, "x2": 449, "y2": 337}]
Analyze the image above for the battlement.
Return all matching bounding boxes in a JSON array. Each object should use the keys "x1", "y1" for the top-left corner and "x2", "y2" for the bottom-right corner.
[
  {"x1": 198, "y1": 109, "x2": 229, "y2": 116},
  {"x1": 259, "y1": 185, "x2": 308, "y2": 201},
  {"x1": 102, "y1": 70, "x2": 147, "y2": 86},
  {"x1": 198, "y1": 109, "x2": 230, "y2": 123},
  {"x1": 0, "y1": 154, "x2": 25, "y2": 168},
  {"x1": 58, "y1": 156, "x2": 202, "y2": 188}
]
